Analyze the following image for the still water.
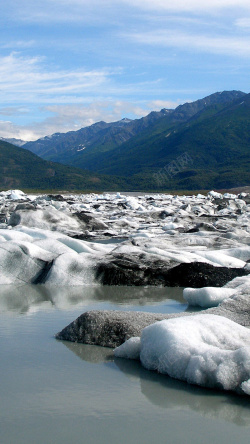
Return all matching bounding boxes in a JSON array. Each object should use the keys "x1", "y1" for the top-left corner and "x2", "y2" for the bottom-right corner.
[{"x1": 0, "y1": 285, "x2": 249, "y2": 444}]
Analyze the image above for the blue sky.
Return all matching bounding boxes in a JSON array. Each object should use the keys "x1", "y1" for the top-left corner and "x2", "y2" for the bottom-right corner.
[{"x1": 0, "y1": 0, "x2": 250, "y2": 140}]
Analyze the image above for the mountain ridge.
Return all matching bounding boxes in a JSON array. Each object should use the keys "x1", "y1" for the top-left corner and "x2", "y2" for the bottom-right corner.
[
  {"x1": 22, "y1": 90, "x2": 246, "y2": 172},
  {"x1": 23, "y1": 108, "x2": 171, "y2": 164}
]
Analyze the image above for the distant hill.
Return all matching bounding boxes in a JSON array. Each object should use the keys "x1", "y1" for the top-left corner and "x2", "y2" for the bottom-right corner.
[
  {"x1": 0, "y1": 139, "x2": 126, "y2": 191},
  {"x1": 0, "y1": 137, "x2": 27, "y2": 147}
]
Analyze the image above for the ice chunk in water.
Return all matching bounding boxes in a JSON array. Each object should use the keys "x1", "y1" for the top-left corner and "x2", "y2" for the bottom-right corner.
[
  {"x1": 183, "y1": 287, "x2": 236, "y2": 308},
  {"x1": 114, "y1": 315, "x2": 250, "y2": 395}
]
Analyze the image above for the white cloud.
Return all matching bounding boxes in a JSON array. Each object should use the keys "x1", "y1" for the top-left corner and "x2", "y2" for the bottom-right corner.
[
  {"x1": 235, "y1": 18, "x2": 250, "y2": 28},
  {"x1": 2, "y1": 0, "x2": 118, "y2": 24},
  {"x1": 0, "y1": 53, "x2": 117, "y2": 103},
  {"x1": 0, "y1": 107, "x2": 30, "y2": 116},
  {"x1": 0, "y1": 120, "x2": 35, "y2": 141},
  {"x1": 148, "y1": 100, "x2": 181, "y2": 110},
  {"x1": 0, "y1": 40, "x2": 36, "y2": 49},
  {"x1": 4, "y1": 0, "x2": 250, "y2": 24},
  {"x1": 0, "y1": 53, "x2": 187, "y2": 107},
  {"x1": 121, "y1": 0, "x2": 250, "y2": 13},
  {"x1": 127, "y1": 30, "x2": 250, "y2": 57},
  {"x1": 0, "y1": 98, "x2": 182, "y2": 141}
]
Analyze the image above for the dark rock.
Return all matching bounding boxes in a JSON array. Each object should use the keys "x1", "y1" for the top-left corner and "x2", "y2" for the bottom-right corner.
[
  {"x1": 194, "y1": 222, "x2": 217, "y2": 232},
  {"x1": 187, "y1": 227, "x2": 199, "y2": 233},
  {"x1": 56, "y1": 310, "x2": 172, "y2": 347},
  {"x1": 15, "y1": 203, "x2": 36, "y2": 211},
  {"x1": 74, "y1": 211, "x2": 108, "y2": 231},
  {"x1": 8, "y1": 212, "x2": 21, "y2": 226},
  {"x1": 55, "y1": 293, "x2": 250, "y2": 348},
  {"x1": 72, "y1": 233, "x2": 97, "y2": 240},
  {"x1": 0, "y1": 213, "x2": 6, "y2": 223},
  {"x1": 117, "y1": 202, "x2": 127, "y2": 209},
  {"x1": 145, "y1": 210, "x2": 174, "y2": 220},
  {"x1": 47, "y1": 194, "x2": 65, "y2": 201},
  {"x1": 217, "y1": 203, "x2": 228, "y2": 211},
  {"x1": 163, "y1": 262, "x2": 249, "y2": 287},
  {"x1": 213, "y1": 197, "x2": 229, "y2": 209},
  {"x1": 96, "y1": 253, "x2": 173, "y2": 286},
  {"x1": 239, "y1": 194, "x2": 250, "y2": 205},
  {"x1": 96, "y1": 256, "x2": 249, "y2": 287},
  {"x1": 207, "y1": 292, "x2": 250, "y2": 327},
  {"x1": 159, "y1": 210, "x2": 174, "y2": 219}
]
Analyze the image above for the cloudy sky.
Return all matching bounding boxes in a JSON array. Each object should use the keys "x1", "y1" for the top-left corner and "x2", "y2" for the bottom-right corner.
[{"x1": 0, "y1": 0, "x2": 250, "y2": 140}]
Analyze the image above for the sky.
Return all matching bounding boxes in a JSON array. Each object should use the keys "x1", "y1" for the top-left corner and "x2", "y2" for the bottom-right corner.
[{"x1": 0, "y1": 0, "x2": 250, "y2": 141}]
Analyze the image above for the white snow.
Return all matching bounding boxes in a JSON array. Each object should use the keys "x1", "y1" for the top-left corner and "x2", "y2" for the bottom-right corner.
[
  {"x1": 124, "y1": 197, "x2": 141, "y2": 210},
  {"x1": 77, "y1": 146, "x2": 86, "y2": 151},
  {"x1": 208, "y1": 190, "x2": 223, "y2": 198},
  {"x1": 1, "y1": 188, "x2": 250, "y2": 286},
  {"x1": 114, "y1": 336, "x2": 141, "y2": 360},
  {"x1": 224, "y1": 274, "x2": 250, "y2": 290},
  {"x1": 44, "y1": 252, "x2": 96, "y2": 285},
  {"x1": 0, "y1": 229, "x2": 34, "y2": 243},
  {"x1": 162, "y1": 222, "x2": 183, "y2": 231},
  {"x1": 183, "y1": 287, "x2": 236, "y2": 308},
  {"x1": 0, "y1": 241, "x2": 53, "y2": 284},
  {"x1": 8, "y1": 207, "x2": 83, "y2": 232},
  {"x1": 194, "y1": 250, "x2": 246, "y2": 268},
  {"x1": 114, "y1": 315, "x2": 250, "y2": 395}
]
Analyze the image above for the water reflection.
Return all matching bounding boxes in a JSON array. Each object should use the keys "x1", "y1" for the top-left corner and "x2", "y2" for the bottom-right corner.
[
  {"x1": 0, "y1": 285, "x2": 54, "y2": 314},
  {"x1": 116, "y1": 358, "x2": 250, "y2": 427},
  {"x1": 61, "y1": 341, "x2": 114, "y2": 364},
  {"x1": 0, "y1": 284, "x2": 187, "y2": 314},
  {"x1": 60, "y1": 340, "x2": 250, "y2": 427}
]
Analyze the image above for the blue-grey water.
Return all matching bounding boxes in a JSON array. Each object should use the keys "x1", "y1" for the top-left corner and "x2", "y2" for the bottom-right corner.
[{"x1": 0, "y1": 285, "x2": 249, "y2": 444}]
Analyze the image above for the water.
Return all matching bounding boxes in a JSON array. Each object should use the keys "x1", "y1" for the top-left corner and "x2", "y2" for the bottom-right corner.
[{"x1": 0, "y1": 285, "x2": 249, "y2": 444}]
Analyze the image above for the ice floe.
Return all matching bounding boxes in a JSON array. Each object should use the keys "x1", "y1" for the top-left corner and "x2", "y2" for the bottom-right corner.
[
  {"x1": 114, "y1": 314, "x2": 250, "y2": 395},
  {"x1": 183, "y1": 287, "x2": 236, "y2": 308}
]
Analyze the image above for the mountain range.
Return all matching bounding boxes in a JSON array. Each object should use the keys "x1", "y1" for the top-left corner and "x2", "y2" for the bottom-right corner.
[{"x1": 1, "y1": 90, "x2": 249, "y2": 191}]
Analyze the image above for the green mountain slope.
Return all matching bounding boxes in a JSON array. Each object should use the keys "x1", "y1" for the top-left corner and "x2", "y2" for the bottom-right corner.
[
  {"x1": 0, "y1": 140, "x2": 126, "y2": 191},
  {"x1": 54, "y1": 91, "x2": 247, "y2": 175},
  {"x1": 82, "y1": 93, "x2": 250, "y2": 190},
  {"x1": 23, "y1": 110, "x2": 170, "y2": 164}
]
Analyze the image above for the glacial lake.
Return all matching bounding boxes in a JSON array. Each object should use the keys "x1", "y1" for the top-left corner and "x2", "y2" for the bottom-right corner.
[{"x1": 0, "y1": 285, "x2": 249, "y2": 444}]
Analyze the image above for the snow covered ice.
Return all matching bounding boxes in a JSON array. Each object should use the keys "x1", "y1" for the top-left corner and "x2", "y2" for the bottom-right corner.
[
  {"x1": 183, "y1": 287, "x2": 236, "y2": 308},
  {"x1": 1, "y1": 188, "x2": 250, "y2": 286},
  {"x1": 114, "y1": 314, "x2": 250, "y2": 395}
]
